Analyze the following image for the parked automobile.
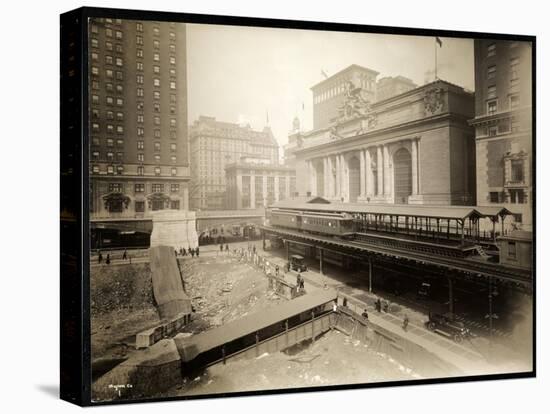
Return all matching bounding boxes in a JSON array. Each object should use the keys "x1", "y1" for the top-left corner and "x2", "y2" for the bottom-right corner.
[
  {"x1": 289, "y1": 254, "x2": 307, "y2": 272},
  {"x1": 425, "y1": 312, "x2": 470, "y2": 343}
]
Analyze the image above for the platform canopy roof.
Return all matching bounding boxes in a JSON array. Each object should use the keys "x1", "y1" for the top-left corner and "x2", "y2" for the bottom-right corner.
[
  {"x1": 474, "y1": 206, "x2": 514, "y2": 219},
  {"x1": 175, "y1": 288, "x2": 337, "y2": 362},
  {"x1": 269, "y1": 199, "x2": 493, "y2": 221}
]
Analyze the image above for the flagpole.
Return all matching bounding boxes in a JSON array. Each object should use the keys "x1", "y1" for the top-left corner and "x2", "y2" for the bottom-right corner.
[{"x1": 434, "y1": 38, "x2": 438, "y2": 81}]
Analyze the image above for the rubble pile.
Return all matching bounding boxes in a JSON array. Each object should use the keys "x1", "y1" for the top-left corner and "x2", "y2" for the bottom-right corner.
[
  {"x1": 179, "y1": 256, "x2": 276, "y2": 331},
  {"x1": 91, "y1": 263, "x2": 154, "y2": 316}
]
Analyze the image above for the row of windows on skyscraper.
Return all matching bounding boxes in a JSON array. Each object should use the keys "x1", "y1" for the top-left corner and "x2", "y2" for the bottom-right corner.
[{"x1": 89, "y1": 19, "x2": 181, "y2": 177}]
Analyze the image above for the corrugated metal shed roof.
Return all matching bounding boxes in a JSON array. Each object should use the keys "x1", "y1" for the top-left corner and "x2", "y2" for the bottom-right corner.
[{"x1": 175, "y1": 289, "x2": 337, "y2": 361}]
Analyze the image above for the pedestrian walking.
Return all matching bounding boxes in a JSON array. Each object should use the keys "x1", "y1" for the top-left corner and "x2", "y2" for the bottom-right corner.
[
  {"x1": 219, "y1": 243, "x2": 223, "y2": 256},
  {"x1": 383, "y1": 300, "x2": 389, "y2": 313},
  {"x1": 190, "y1": 249, "x2": 195, "y2": 258},
  {"x1": 253, "y1": 245, "x2": 256, "y2": 254},
  {"x1": 122, "y1": 249, "x2": 127, "y2": 260},
  {"x1": 275, "y1": 265, "x2": 280, "y2": 277},
  {"x1": 225, "y1": 244, "x2": 229, "y2": 253},
  {"x1": 196, "y1": 247, "x2": 200, "y2": 257},
  {"x1": 106, "y1": 254, "x2": 111, "y2": 265},
  {"x1": 375, "y1": 298, "x2": 381, "y2": 313},
  {"x1": 188, "y1": 247, "x2": 192, "y2": 256},
  {"x1": 403, "y1": 314, "x2": 409, "y2": 331},
  {"x1": 98, "y1": 251, "x2": 103, "y2": 264},
  {"x1": 362, "y1": 309, "x2": 369, "y2": 320}
]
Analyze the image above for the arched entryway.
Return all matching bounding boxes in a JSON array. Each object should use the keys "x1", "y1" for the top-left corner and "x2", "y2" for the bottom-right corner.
[
  {"x1": 393, "y1": 148, "x2": 412, "y2": 204},
  {"x1": 315, "y1": 162, "x2": 325, "y2": 197},
  {"x1": 348, "y1": 156, "x2": 361, "y2": 202}
]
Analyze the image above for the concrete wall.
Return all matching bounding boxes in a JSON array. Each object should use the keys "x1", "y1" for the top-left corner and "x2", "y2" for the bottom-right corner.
[
  {"x1": 417, "y1": 127, "x2": 451, "y2": 203},
  {"x1": 92, "y1": 339, "x2": 183, "y2": 402}
]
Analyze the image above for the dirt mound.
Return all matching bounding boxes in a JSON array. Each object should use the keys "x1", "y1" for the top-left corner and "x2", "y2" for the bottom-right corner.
[{"x1": 91, "y1": 263, "x2": 154, "y2": 315}]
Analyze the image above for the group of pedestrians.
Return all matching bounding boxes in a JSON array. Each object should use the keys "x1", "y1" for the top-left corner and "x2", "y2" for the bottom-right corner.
[
  {"x1": 373, "y1": 297, "x2": 409, "y2": 331},
  {"x1": 218, "y1": 243, "x2": 230, "y2": 255},
  {"x1": 374, "y1": 297, "x2": 391, "y2": 313},
  {"x1": 97, "y1": 249, "x2": 132, "y2": 265},
  {"x1": 175, "y1": 246, "x2": 200, "y2": 258}
]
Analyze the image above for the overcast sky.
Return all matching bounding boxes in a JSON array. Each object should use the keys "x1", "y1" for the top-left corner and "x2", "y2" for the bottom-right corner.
[{"x1": 186, "y1": 23, "x2": 474, "y2": 152}]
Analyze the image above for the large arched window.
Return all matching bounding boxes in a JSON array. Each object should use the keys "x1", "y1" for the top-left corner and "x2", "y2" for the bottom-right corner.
[{"x1": 393, "y1": 148, "x2": 412, "y2": 204}]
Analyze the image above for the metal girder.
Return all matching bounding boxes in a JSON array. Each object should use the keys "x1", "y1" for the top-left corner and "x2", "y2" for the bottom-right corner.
[{"x1": 261, "y1": 225, "x2": 532, "y2": 290}]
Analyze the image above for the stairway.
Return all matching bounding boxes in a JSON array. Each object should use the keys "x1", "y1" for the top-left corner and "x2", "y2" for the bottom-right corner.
[{"x1": 474, "y1": 245, "x2": 489, "y2": 259}]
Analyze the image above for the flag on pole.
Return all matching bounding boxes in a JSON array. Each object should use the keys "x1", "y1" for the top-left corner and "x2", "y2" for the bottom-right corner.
[{"x1": 436, "y1": 36, "x2": 443, "y2": 47}]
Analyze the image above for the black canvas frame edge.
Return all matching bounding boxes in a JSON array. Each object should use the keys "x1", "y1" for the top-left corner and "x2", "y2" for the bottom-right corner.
[{"x1": 59, "y1": 6, "x2": 537, "y2": 407}]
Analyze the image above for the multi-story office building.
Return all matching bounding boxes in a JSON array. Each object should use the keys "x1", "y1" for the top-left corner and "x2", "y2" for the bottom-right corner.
[
  {"x1": 469, "y1": 39, "x2": 533, "y2": 230},
  {"x1": 311, "y1": 65, "x2": 379, "y2": 130},
  {"x1": 376, "y1": 76, "x2": 417, "y2": 102},
  {"x1": 88, "y1": 19, "x2": 190, "y2": 225},
  {"x1": 225, "y1": 156, "x2": 296, "y2": 209},
  {"x1": 189, "y1": 116, "x2": 279, "y2": 210}
]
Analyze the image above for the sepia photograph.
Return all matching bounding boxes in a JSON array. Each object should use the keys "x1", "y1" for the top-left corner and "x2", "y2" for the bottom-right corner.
[{"x1": 80, "y1": 10, "x2": 534, "y2": 404}]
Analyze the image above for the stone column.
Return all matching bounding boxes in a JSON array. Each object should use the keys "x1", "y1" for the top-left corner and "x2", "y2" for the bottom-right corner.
[
  {"x1": 250, "y1": 175, "x2": 256, "y2": 208},
  {"x1": 383, "y1": 145, "x2": 391, "y2": 196},
  {"x1": 262, "y1": 175, "x2": 267, "y2": 207},
  {"x1": 311, "y1": 161, "x2": 317, "y2": 196},
  {"x1": 340, "y1": 154, "x2": 347, "y2": 201},
  {"x1": 274, "y1": 175, "x2": 280, "y2": 202},
  {"x1": 359, "y1": 149, "x2": 366, "y2": 197},
  {"x1": 366, "y1": 149, "x2": 373, "y2": 196},
  {"x1": 376, "y1": 146, "x2": 383, "y2": 196},
  {"x1": 236, "y1": 174, "x2": 243, "y2": 209},
  {"x1": 411, "y1": 138, "x2": 419, "y2": 195},
  {"x1": 306, "y1": 160, "x2": 312, "y2": 195},
  {"x1": 323, "y1": 157, "x2": 329, "y2": 197},
  {"x1": 285, "y1": 173, "x2": 290, "y2": 198},
  {"x1": 326, "y1": 156, "x2": 332, "y2": 197},
  {"x1": 335, "y1": 155, "x2": 340, "y2": 198}
]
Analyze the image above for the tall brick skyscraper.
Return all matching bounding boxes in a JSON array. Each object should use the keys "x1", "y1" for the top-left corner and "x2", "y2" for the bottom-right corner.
[
  {"x1": 88, "y1": 18, "x2": 190, "y2": 226},
  {"x1": 470, "y1": 39, "x2": 533, "y2": 230}
]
